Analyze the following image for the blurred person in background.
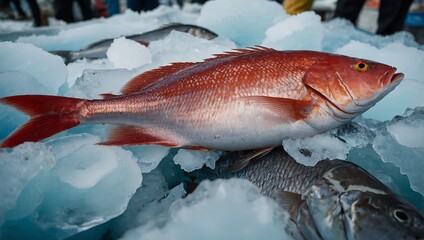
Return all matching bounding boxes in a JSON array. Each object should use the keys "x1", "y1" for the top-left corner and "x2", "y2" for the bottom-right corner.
[
  {"x1": 0, "y1": 0, "x2": 28, "y2": 19},
  {"x1": 104, "y1": 0, "x2": 119, "y2": 16},
  {"x1": 0, "y1": 0, "x2": 43, "y2": 26},
  {"x1": 127, "y1": 0, "x2": 158, "y2": 12},
  {"x1": 282, "y1": 0, "x2": 313, "y2": 15},
  {"x1": 53, "y1": 0, "x2": 94, "y2": 22},
  {"x1": 334, "y1": 0, "x2": 414, "y2": 35},
  {"x1": 26, "y1": 0, "x2": 43, "y2": 26},
  {"x1": 94, "y1": 0, "x2": 108, "y2": 17}
]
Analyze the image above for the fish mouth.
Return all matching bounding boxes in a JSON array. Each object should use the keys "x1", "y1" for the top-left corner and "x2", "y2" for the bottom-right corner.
[
  {"x1": 382, "y1": 68, "x2": 404, "y2": 86},
  {"x1": 390, "y1": 72, "x2": 404, "y2": 84},
  {"x1": 351, "y1": 68, "x2": 404, "y2": 108}
]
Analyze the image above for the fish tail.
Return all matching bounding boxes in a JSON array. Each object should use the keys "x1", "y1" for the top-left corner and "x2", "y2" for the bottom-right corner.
[{"x1": 0, "y1": 95, "x2": 84, "y2": 148}]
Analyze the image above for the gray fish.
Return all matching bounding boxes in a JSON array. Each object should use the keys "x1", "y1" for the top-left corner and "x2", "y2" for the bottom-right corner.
[
  {"x1": 193, "y1": 147, "x2": 424, "y2": 239},
  {"x1": 51, "y1": 23, "x2": 218, "y2": 63}
]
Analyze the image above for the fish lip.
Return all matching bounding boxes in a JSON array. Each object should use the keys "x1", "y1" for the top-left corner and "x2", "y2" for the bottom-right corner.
[
  {"x1": 380, "y1": 68, "x2": 396, "y2": 86},
  {"x1": 390, "y1": 72, "x2": 404, "y2": 84}
]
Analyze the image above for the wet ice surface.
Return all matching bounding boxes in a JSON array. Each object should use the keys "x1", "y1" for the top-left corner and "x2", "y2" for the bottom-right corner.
[
  {"x1": 0, "y1": 42, "x2": 67, "y2": 94},
  {"x1": 373, "y1": 108, "x2": 424, "y2": 195},
  {"x1": 0, "y1": 135, "x2": 142, "y2": 239},
  {"x1": 197, "y1": 0, "x2": 287, "y2": 47},
  {"x1": 173, "y1": 149, "x2": 222, "y2": 172},
  {"x1": 0, "y1": 1, "x2": 423, "y2": 239},
  {"x1": 262, "y1": 12, "x2": 324, "y2": 51}
]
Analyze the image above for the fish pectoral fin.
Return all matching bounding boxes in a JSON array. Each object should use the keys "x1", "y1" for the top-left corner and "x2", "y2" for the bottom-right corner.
[
  {"x1": 120, "y1": 62, "x2": 197, "y2": 94},
  {"x1": 185, "y1": 146, "x2": 211, "y2": 151},
  {"x1": 241, "y1": 96, "x2": 314, "y2": 120},
  {"x1": 98, "y1": 126, "x2": 181, "y2": 147},
  {"x1": 133, "y1": 39, "x2": 149, "y2": 47},
  {"x1": 274, "y1": 191, "x2": 302, "y2": 215},
  {"x1": 226, "y1": 147, "x2": 274, "y2": 173}
]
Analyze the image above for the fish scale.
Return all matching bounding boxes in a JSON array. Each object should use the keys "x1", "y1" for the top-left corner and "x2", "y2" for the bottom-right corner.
[{"x1": 216, "y1": 148, "x2": 335, "y2": 194}]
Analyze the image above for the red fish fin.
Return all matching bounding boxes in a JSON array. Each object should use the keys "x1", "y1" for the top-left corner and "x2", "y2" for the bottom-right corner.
[
  {"x1": 99, "y1": 93, "x2": 118, "y2": 99},
  {"x1": 134, "y1": 39, "x2": 149, "y2": 47},
  {"x1": 204, "y1": 46, "x2": 276, "y2": 62},
  {"x1": 242, "y1": 96, "x2": 314, "y2": 120},
  {"x1": 120, "y1": 46, "x2": 276, "y2": 95},
  {"x1": 99, "y1": 126, "x2": 181, "y2": 147},
  {"x1": 0, "y1": 95, "x2": 83, "y2": 148},
  {"x1": 121, "y1": 62, "x2": 196, "y2": 94},
  {"x1": 185, "y1": 146, "x2": 210, "y2": 151},
  {"x1": 227, "y1": 147, "x2": 274, "y2": 173}
]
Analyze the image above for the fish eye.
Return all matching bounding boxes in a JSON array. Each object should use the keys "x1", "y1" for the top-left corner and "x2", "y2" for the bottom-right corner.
[
  {"x1": 352, "y1": 61, "x2": 369, "y2": 72},
  {"x1": 392, "y1": 208, "x2": 412, "y2": 225}
]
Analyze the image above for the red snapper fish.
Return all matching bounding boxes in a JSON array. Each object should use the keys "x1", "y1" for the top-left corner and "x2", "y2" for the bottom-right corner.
[{"x1": 0, "y1": 47, "x2": 404, "y2": 150}]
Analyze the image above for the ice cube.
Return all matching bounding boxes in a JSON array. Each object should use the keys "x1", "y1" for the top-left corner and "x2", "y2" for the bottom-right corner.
[
  {"x1": 121, "y1": 179, "x2": 289, "y2": 240},
  {"x1": 373, "y1": 107, "x2": 424, "y2": 195},
  {"x1": 197, "y1": 0, "x2": 287, "y2": 47},
  {"x1": 106, "y1": 37, "x2": 152, "y2": 70}
]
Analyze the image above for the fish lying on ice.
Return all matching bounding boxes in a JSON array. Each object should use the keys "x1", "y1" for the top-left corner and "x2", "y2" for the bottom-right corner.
[
  {"x1": 0, "y1": 47, "x2": 404, "y2": 149},
  {"x1": 51, "y1": 23, "x2": 218, "y2": 63},
  {"x1": 189, "y1": 147, "x2": 424, "y2": 239}
]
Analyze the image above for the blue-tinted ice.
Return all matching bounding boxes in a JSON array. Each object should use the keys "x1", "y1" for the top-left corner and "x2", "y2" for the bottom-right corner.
[{"x1": 0, "y1": 1, "x2": 423, "y2": 239}]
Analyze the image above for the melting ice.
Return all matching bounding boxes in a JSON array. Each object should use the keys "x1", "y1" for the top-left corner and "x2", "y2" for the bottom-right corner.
[
  {"x1": 121, "y1": 179, "x2": 289, "y2": 240},
  {"x1": 0, "y1": 0, "x2": 423, "y2": 239}
]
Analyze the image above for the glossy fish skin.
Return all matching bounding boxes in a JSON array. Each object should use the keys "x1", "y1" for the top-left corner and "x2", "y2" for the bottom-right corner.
[
  {"x1": 0, "y1": 48, "x2": 403, "y2": 149},
  {"x1": 208, "y1": 147, "x2": 424, "y2": 239},
  {"x1": 52, "y1": 23, "x2": 218, "y2": 63}
]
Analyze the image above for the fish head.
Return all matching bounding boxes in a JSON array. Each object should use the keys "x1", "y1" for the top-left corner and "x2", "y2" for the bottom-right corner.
[
  {"x1": 303, "y1": 53, "x2": 404, "y2": 120},
  {"x1": 340, "y1": 190, "x2": 424, "y2": 239},
  {"x1": 299, "y1": 161, "x2": 424, "y2": 239},
  {"x1": 185, "y1": 25, "x2": 218, "y2": 40}
]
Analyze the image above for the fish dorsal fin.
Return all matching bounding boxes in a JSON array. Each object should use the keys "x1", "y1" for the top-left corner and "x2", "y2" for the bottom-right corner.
[
  {"x1": 120, "y1": 62, "x2": 196, "y2": 94},
  {"x1": 241, "y1": 96, "x2": 314, "y2": 121},
  {"x1": 99, "y1": 93, "x2": 118, "y2": 99},
  {"x1": 274, "y1": 191, "x2": 302, "y2": 215},
  {"x1": 98, "y1": 125, "x2": 181, "y2": 147},
  {"x1": 203, "y1": 46, "x2": 277, "y2": 63},
  {"x1": 121, "y1": 46, "x2": 277, "y2": 94}
]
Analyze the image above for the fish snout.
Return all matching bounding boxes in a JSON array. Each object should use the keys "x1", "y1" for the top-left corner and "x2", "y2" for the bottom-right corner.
[{"x1": 383, "y1": 67, "x2": 404, "y2": 87}]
